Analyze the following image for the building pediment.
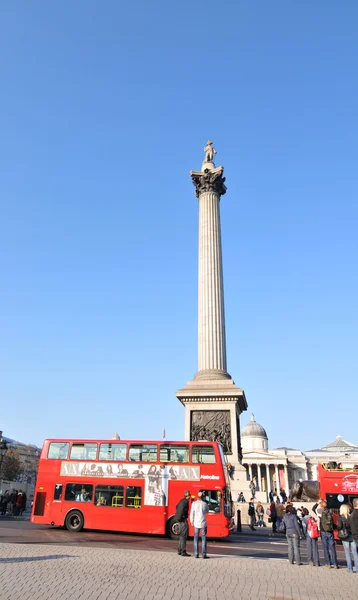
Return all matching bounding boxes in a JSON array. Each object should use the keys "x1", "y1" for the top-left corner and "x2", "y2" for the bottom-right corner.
[{"x1": 243, "y1": 451, "x2": 282, "y2": 460}]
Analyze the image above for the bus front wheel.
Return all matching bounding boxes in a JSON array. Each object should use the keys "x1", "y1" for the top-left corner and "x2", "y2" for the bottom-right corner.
[
  {"x1": 167, "y1": 518, "x2": 180, "y2": 540},
  {"x1": 65, "y1": 510, "x2": 84, "y2": 533}
]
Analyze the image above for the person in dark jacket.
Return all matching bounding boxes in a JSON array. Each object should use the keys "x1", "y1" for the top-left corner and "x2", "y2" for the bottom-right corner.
[
  {"x1": 283, "y1": 504, "x2": 302, "y2": 565},
  {"x1": 248, "y1": 499, "x2": 256, "y2": 530},
  {"x1": 174, "y1": 490, "x2": 191, "y2": 556},
  {"x1": 320, "y1": 501, "x2": 338, "y2": 568},
  {"x1": 350, "y1": 498, "x2": 358, "y2": 545},
  {"x1": 338, "y1": 503, "x2": 358, "y2": 573}
]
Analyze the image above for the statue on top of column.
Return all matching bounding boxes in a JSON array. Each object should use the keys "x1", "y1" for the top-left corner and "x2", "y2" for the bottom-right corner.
[{"x1": 203, "y1": 140, "x2": 217, "y2": 163}]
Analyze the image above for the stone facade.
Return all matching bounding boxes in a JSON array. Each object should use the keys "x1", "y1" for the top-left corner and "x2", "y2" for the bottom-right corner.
[{"x1": 239, "y1": 415, "x2": 358, "y2": 501}]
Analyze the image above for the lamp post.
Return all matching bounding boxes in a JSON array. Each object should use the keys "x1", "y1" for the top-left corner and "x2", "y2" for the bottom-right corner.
[{"x1": 0, "y1": 437, "x2": 8, "y2": 477}]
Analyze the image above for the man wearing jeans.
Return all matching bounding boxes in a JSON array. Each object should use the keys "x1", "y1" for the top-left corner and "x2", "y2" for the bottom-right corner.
[
  {"x1": 174, "y1": 490, "x2": 191, "y2": 556},
  {"x1": 190, "y1": 490, "x2": 209, "y2": 559},
  {"x1": 320, "y1": 501, "x2": 339, "y2": 569}
]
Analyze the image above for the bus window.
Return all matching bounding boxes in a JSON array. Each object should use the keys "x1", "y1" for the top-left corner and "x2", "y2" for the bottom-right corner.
[
  {"x1": 54, "y1": 484, "x2": 63, "y2": 501},
  {"x1": 128, "y1": 444, "x2": 157, "y2": 462},
  {"x1": 95, "y1": 485, "x2": 124, "y2": 507},
  {"x1": 99, "y1": 443, "x2": 127, "y2": 461},
  {"x1": 48, "y1": 442, "x2": 69, "y2": 460},
  {"x1": 70, "y1": 443, "x2": 98, "y2": 461},
  {"x1": 64, "y1": 484, "x2": 93, "y2": 502},
  {"x1": 160, "y1": 445, "x2": 189, "y2": 463},
  {"x1": 126, "y1": 486, "x2": 142, "y2": 508},
  {"x1": 202, "y1": 490, "x2": 221, "y2": 513},
  {"x1": 192, "y1": 445, "x2": 216, "y2": 464}
]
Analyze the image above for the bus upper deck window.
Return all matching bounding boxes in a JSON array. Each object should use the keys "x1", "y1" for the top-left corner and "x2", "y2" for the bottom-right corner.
[
  {"x1": 99, "y1": 443, "x2": 127, "y2": 461},
  {"x1": 48, "y1": 443, "x2": 69, "y2": 460},
  {"x1": 160, "y1": 445, "x2": 189, "y2": 463},
  {"x1": 128, "y1": 444, "x2": 158, "y2": 462},
  {"x1": 192, "y1": 445, "x2": 216, "y2": 464},
  {"x1": 70, "y1": 443, "x2": 98, "y2": 461}
]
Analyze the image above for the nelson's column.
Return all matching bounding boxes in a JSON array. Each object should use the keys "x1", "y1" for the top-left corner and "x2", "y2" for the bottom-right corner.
[{"x1": 176, "y1": 141, "x2": 248, "y2": 494}]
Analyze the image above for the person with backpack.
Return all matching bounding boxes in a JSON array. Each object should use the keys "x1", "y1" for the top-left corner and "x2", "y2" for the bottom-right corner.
[
  {"x1": 302, "y1": 508, "x2": 320, "y2": 567},
  {"x1": 320, "y1": 500, "x2": 339, "y2": 568},
  {"x1": 248, "y1": 498, "x2": 256, "y2": 530},
  {"x1": 338, "y1": 504, "x2": 358, "y2": 573}
]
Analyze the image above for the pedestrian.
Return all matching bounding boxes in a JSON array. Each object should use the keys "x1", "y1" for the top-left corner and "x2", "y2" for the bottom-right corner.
[
  {"x1": 249, "y1": 480, "x2": 256, "y2": 499},
  {"x1": 248, "y1": 498, "x2": 256, "y2": 530},
  {"x1": 255, "y1": 501, "x2": 265, "y2": 527},
  {"x1": 0, "y1": 490, "x2": 9, "y2": 515},
  {"x1": 237, "y1": 492, "x2": 246, "y2": 503},
  {"x1": 21, "y1": 492, "x2": 27, "y2": 516},
  {"x1": 268, "y1": 501, "x2": 277, "y2": 537},
  {"x1": 269, "y1": 490, "x2": 274, "y2": 503},
  {"x1": 350, "y1": 498, "x2": 358, "y2": 546},
  {"x1": 275, "y1": 499, "x2": 284, "y2": 532},
  {"x1": 319, "y1": 500, "x2": 339, "y2": 569},
  {"x1": 338, "y1": 504, "x2": 358, "y2": 573},
  {"x1": 280, "y1": 488, "x2": 287, "y2": 504},
  {"x1": 174, "y1": 490, "x2": 191, "y2": 556},
  {"x1": 190, "y1": 491, "x2": 209, "y2": 559},
  {"x1": 227, "y1": 463, "x2": 234, "y2": 480},
  {"x1": 14, "y1": 490, "x2": 23, "y2": 517},
  {"x1": 301, "y1": 508, "x2": 320, "y2": 567},
  {"x1": 283, "y1": 504, "x2": 302, "y2": 565}
]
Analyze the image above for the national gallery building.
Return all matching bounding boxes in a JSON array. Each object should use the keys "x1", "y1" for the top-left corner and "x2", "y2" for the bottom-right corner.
[{"x1": 241, "y1": 414, "x2": 358, "y2": 502}]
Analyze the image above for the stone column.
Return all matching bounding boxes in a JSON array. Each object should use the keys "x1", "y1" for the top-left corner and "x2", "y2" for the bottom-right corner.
[
  {"x1": 274, "y1": 465, "x2": 279, "y2": 493},
  {"x1": 191, "y1": 165, "x2": 229, "y2": 380},
  {"x1": 266, "y1": 464, "x2": 270, "y2": 497},
  {"x1": 284, "y1": 464, "x2": 289, "y2": 493},
  {"x1": 257, "y1": 464, "x2": 262, "y2": 491},
  {"x1": 248, "y1": 464, "x2": 253, "y2": 482}
]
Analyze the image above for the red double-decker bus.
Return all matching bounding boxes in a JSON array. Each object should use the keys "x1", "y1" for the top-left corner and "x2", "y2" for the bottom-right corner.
[
  {"x1": 318, "y1": 464, "x2": 358, "y2": 508},
  {"x1": 31, "y1": 438, "x2": 233, "y2": 538}
]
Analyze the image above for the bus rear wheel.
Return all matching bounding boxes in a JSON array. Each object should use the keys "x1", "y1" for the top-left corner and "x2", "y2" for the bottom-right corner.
[
  {"x1": 167, "y1": 518, "x2": 180, "y2": 540},
  {"x1": 65, "y1": 510, "x2": 84, "y2": 533}
]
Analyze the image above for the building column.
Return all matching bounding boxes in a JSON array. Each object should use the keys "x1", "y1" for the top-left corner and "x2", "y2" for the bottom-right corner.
[
  {"x1": 266, "y1": 464, "x2": 270, "y2": 499},
  {"x1": 248, "y1": 464, "x2": 253, "y2": 482},
  {"x1": 257, "y1": 464, "x2": 262, "y2": 491},
  {"x1": 284, "y1": 464, "x2": 289, "y2": 493},
  {"x1": 274, "y1": 465, "x2": 279, "y2": 493}
]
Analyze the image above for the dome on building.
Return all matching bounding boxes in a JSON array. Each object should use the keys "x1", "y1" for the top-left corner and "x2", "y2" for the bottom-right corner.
[{"x1": 242, "y1": 414, "x2": 268, "y2": 439}]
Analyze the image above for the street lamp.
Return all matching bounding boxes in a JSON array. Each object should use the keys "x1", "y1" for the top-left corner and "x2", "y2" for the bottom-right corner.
[{"x1": 0, "y1": 438, "x2": 8, "y2": 474}]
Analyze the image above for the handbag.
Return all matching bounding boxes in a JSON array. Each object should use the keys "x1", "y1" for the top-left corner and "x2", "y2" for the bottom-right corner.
[
  {"x1": 279, "y1": 520, "x2": 286, "y2": 534},
  {"x1": 338, "y1": 525, "x2": 349, "y2": 540},
  {"x1": 268, "y1": 517, "x2": 272, "y2": 523}
]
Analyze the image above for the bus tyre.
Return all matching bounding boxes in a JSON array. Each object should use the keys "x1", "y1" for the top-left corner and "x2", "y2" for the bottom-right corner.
[
  {"x1": 65, "y1": 510, "x2": 84, "y2": 533},
  {"x1": 167, "y1": 518, "x2": 180, "y2": 540}
]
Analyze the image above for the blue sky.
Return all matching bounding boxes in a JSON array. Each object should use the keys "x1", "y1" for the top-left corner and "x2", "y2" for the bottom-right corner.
[{"x1": 1, "y1": 1, "x2": 357, "y2": 451}]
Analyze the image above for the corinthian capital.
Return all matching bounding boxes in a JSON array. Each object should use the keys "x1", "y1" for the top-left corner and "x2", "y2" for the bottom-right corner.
[{"x1": 190, "y1": 166, "x2": 227, "y2": 198}]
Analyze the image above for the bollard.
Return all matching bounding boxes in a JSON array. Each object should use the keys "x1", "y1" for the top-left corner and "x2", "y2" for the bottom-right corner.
[{"x1": 237, "y1": 508, "x2": 242, "y2": 532}]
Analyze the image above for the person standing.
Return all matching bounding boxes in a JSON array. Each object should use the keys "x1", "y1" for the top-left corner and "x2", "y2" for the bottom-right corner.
[
  {"x1": 174, "y1": 490, "x2": 191, "y2": 557},
  {"x1": 237, "y1": 492, "x2": 246, "y2": 503},
  {"x1": 350, "y1": 498, "x2": 358, "y2": 546},
  {"x1": 338, "y1": 504, "x2": 358, "y2": 573},
  {"x1": 283, "y1": 504, "x2": 302, "y2": 565},
  {"x1": 249, "y1": 480, "x2": 256, "y2": 499},
  {"x1": 255, "y1": 501, "x2": 265, "y2": 527},
  {"x1": 190, "y1": 491, "x2": 209, "y2": 559},
  {"x1": 248, "y1": 498, "x2": 256, "y2": 530},
  {"x1": 320, "y1": 500, "x2": 339, "y2": 569},
  {"x1": 275, "y1": 499, "x2": 284, "y2": 532},
  {"x1": 268, "y1": 501, "x2": 277, "y2": 537},
  {"x1": 302, "y1": 508, "x2": 320, "y2": 567}
]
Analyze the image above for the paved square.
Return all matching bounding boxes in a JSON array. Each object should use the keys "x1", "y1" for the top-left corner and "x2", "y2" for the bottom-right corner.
[{"x1": 0, "y1": 543, "x2": 357, "y2": 600}]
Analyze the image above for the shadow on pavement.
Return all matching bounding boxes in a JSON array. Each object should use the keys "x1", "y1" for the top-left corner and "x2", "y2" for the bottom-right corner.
[{"x1": 0, "y1": 554, "x2": 78, "y2": 563}]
